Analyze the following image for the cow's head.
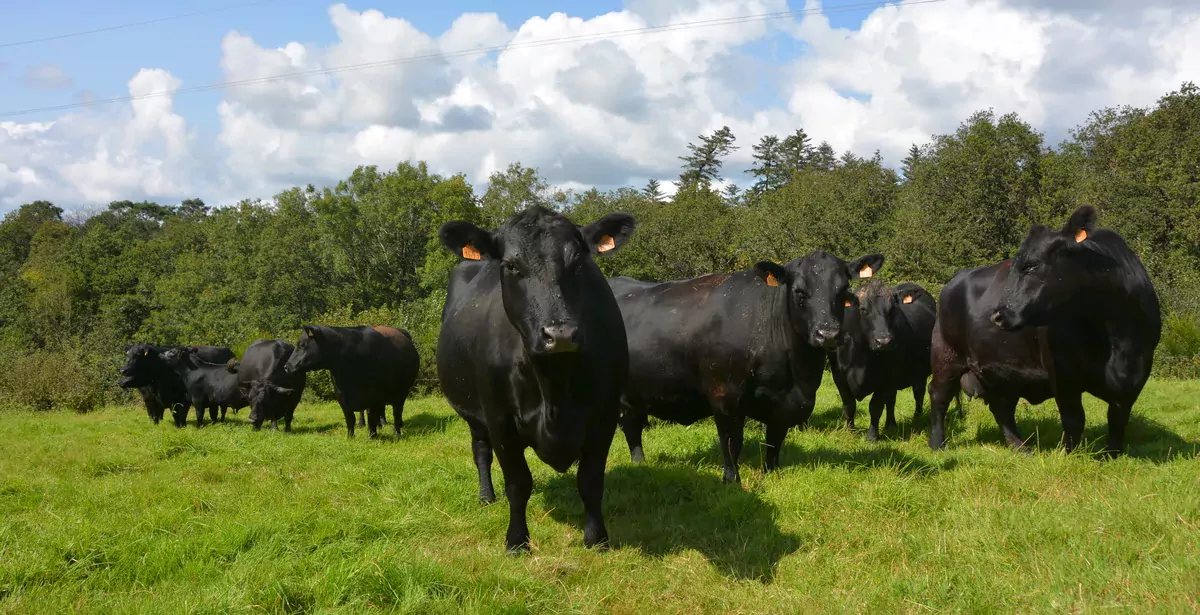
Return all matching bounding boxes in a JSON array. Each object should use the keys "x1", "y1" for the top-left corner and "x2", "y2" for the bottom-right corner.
[
  {"x1": 992, "y1": 205, "x2": 1115, "y2": 330},
  {"x1": 440, "y1": 206, "x2": 635, "y2": 357},
  {"x1": 239, "y1": 380, "x2": 294, "y2": 430},
  {"x1": 118, "y1": 343, "x2": 159, "y2": 388},
  {"x1": 755, "y1": 251, "x2": 884, "y2": 349},
  {"x1": 284, "y1": 325, "x2": 325, "y2": 375},
  {"x1": 852, "y1": 280, "x2": 907, "y2": 352},
  {"x1": 158, "y1": 346, "x2": 193, "y2": 367}
]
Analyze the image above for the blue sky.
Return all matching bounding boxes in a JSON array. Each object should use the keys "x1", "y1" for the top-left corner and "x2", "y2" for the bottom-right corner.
[{"x1": 0, "y1": 0, "x2": 868, "y2": 131}]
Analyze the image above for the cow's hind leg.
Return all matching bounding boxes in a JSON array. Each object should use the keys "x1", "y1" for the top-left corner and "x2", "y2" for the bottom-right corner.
[
  {"x1": 1055, "y1": 390, "x2": 1087, "y2": 453},
  {"x1": 830, "y1": 359, "x2": 857, "y2": 429},
  {"x1": 356, "y1": 410, "x2": 366, "y2": 428},
  {"x1": 928, "y1": 370, "x2": 961, "y2": 451},
  {"x1": 763, "y1": 420, "x2": 789, "y2": 472},
  {"x1": 367, "y1": 405, "x2": 385, "y2": 438},
  {"x1": 342, "y1": 407, "x2": 356, "y2": 438},
  {"x1": 1105, "y1": 399, "x2": 1132, "y2": 458},
  {"x1": 712, "y1": 409, "x2": 746, "y2": 484},
  {"x1": 867, "y1": 389, "x2": 897, "y2": 443},
  {"x1": 467, "y1": 421, "x2": 495, "y2": 504},
  {"x1": 912, "y1": 379, "x2": 927, "y2": 420},
  {"x1": 884, "y1": 388, "x2": 899, "y2": 431},
  {"x1": 988, "y1": 396, "x2": 1028, "y2": 452},
  {"x1": 391, "y1": 389, "x2": 408, "y2": 437},
  {"x1": 618, "y1": 405, "x2": 648, "y2": 463}
]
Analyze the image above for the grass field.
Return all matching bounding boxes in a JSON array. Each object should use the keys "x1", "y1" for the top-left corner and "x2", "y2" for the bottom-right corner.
[{"x1": 2, "y1": 375, "x2": 1199, "y2": 614}]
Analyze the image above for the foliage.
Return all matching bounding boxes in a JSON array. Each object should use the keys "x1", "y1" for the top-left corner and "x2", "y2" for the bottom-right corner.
[{"x1": 0, "y1": 84, "x2": 1198, "y2": 409}]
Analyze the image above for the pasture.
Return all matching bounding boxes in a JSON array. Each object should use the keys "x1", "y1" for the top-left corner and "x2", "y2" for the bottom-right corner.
[{"x1": 2, "y1": 375, "x2": 1198, "y2": 614}]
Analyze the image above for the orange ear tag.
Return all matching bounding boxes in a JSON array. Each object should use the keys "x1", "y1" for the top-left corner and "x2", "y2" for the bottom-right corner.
[
  {"x1": 859, "y1": 264, "x2": 874, "y2": 278},
  {"x1": 902, "y1": 295, "x2": 913, "y2": 304},
  {"x1": 844, "y1": 300, "x2": 852, "y2": 307},
  {"x1": 1074, "y1": 228, "x2": 1088, "y2": 243},
  {"x1": 462, "y1": 244, "x2": 482, "y2": 260},
  {"x1": 597, "y1": 235, "x2": 616, "y2": 252},
  {"x1": 765, "y1": 273, "x2": 779, "y2": 287}
]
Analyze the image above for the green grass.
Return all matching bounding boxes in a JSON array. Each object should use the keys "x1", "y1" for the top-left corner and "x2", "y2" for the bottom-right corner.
[{"x1": 2, "y1": 376, "x2": 1199, "y2": 614}]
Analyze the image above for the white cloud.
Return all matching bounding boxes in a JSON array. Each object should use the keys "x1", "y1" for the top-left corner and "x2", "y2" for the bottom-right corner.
[
  {"x1": 2, "y1": 0, "x2": 1199, "y2": 212},
  {"x1": 24, "y1": 64, "x2": 73, "y2": 90}
]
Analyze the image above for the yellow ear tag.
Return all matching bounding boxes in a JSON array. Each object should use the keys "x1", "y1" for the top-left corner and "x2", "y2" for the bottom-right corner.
[
  {"x1": 143, "y1": 349, "x2": 149, "y2": 356},
  {"x1": 859, "y1": 264, "x2": 874, "y2": 278},
  {"x1": 1074, "y1": 228, "x2": 1088, "y2": 243},
  {"x1": 597, "y1": 234, "x2": 616, "y2": 253},
  {"x1": 462, "y1": 244, "x2": 481, "y2": 260},
  {"x1": 765, "y1": 273, "x2": 779, "y2": 287},
  {"x1": 902, "y1": 295, "x2": 913, "y2": 304}
]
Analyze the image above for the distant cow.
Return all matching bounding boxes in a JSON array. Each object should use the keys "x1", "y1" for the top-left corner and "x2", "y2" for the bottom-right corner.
[
  {"x1": 437, "y1": 206, "x2": 635, "y2": 552},
  {"x1": 830, "y1": 281, "x2": 936, "y2": 442},
  {"x1": 235, "y1": 339, "x2": 306, "y2": 431},
  {"x1": 611, "y1": 250, "x2": 883, "y2": 483},
  {"x1": 118, "y1": 343, "x2": 235, "y2": 425},
  {"x1": 283, "y1": 325, "x2": 418, "y2": 437},
  {"x1": 929, "y1": 205, "x2": 1161, "y2": 456},
  {"x1": 158, "y1": 346, "x2": 248, "y2": 427}
]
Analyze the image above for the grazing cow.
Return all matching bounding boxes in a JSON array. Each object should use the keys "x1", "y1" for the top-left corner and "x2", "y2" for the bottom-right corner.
[
  {"x1": 118, "y1": 344, "x2": 235, "y2": 425},
  {"x1": 830, "y1": 281, "x2": 936, "y2": 442},
  {"x1": 235, "y1": 339, "x2": 306, "y2": 431},
  {"x1": 929, "y1": 205, "x2": 1161, "y2": 456},
  {"x1": 611, "y1": 250, "x2": 883, "y2": 483},
  {"x1": 282, "y1": 325, "x2": 418, "y2": 437},
  {"x1": 437, "y1": 205, "x2": 635, "y2": 553},
  {"x1": 158, "y1": 346, "x2": 248, "y2": 427}
]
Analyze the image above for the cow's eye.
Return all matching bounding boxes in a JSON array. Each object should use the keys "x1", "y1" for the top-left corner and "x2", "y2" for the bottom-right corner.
[
  {"x1": 1021, "y1": 261, "x2": 1039, "y2": 274},
  {"x1": 503, "y1": 260, "x2": 521, "y2": 275}
]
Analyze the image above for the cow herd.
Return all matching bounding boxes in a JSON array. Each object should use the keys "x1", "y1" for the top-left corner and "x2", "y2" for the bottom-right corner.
[{"x1": 116, "y1": 203, "x2": 1161, "y2": 553}]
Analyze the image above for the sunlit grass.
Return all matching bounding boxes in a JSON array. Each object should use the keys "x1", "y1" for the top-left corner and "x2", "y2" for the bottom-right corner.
[{"x1": 2, "y1": 375, "x2": 1198, "y2": 613}]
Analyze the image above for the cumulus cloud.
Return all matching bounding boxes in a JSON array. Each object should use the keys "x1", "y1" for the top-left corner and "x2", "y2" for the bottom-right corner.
[
  {"x1": 24, "y1": 63, "x2": 73, "y2": 90},
  {"x1": 2, "y1": 0, "x2": 1199, "y2": 212}
]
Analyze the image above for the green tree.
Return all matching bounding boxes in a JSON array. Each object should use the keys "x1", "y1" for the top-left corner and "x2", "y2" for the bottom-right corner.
[{"x1": 678, "y1": 126, "x2": 738, "y2": 188}]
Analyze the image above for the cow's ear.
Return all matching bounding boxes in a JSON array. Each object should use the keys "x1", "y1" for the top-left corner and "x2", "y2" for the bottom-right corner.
[
  {"x1": 302, "y1": 324, "x2": 320, "y2": 339},
  {"x1": 1063, "y1": 205, "x2": 1097, "y2": 244},
  {"x1": 754, "y1": 261, "x2": 790, "y2": 288},
  {"x1": 581, "y1": 213, "x2": 636, "y2": 256},
  {"x1": 848, "y1": 254, "x2": 884, "y2": 279},
  {"x1": 439, "y1": 221, "x2": 499, "y2": 261}
]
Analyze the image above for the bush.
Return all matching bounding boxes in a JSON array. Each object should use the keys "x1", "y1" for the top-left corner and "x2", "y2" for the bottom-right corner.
[{"x1": 0, "y1": 343, "x2": 104, "y2": 412}]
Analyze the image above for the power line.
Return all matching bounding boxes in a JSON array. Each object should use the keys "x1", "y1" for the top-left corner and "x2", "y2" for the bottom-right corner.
[
  {"x1": 0, "y1": 0, "x2": 277, "y2": 49},
  {"x1": 0, "y1": 0, "x2": 946, "y2": 119}
]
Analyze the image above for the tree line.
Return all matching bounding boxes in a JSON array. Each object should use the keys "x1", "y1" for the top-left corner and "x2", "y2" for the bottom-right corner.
[{"x1": 2, "y1": 83, "x2": 1198, "y2": 412}]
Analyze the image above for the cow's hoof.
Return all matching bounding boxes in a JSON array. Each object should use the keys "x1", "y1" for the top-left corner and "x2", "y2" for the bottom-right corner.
[
  {"x1": 866, "y1": 429, "x2": 879, "y2": 444},
  {"x1": 630, "y1": 448, "x2": 645, "y2": 463},
  {"x1": 505, "y1": 541, "x2": 530, "y2": 555},
  {"x1": 479, "y1": 493, "x2": 496, "y2": 505}
]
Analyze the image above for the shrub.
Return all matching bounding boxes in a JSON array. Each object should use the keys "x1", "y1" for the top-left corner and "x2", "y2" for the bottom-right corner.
[{"x1": 0, "y1": 343, "x2": 104, "y2": 412}]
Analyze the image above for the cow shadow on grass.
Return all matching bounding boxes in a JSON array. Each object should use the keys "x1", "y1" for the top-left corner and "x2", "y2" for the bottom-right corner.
[
  {"x1": 975, "y1": 412, "x2": 1197, "y2": 463},
  {"x1": 660, "y1": 439, "x2": 953, "y2": 479},
  {"x1": 288, "y1": 412, "x2": 453, "y2": 438},
  {"x1": 543, "y1": 465, "x2": 802, "y2": 582}
]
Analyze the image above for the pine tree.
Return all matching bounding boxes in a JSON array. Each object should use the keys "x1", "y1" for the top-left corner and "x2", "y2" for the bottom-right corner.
[
  {"x1": 642, "y1": 178, "x2": 665, "y2": 202},
  {"x1": 901, "y1": 144, "x2": 922, "y2": 179},
  {"x1": 678, "y1": 126, "x2": 738, "y2": 188},
  {"x1": 780, "y1": 129, "x2": 813, "y2": 178},
  {"x1": 809, "y1": 141, "x2": 838, "y2": 172},
  {"x1": 746, "y1": 135, "x2": 783, "y2": 195}
]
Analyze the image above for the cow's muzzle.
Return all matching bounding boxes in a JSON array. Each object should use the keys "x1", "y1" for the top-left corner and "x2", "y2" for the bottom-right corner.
[{"x1": 535, "y1": 324, "x2": 580, "y2": 354}]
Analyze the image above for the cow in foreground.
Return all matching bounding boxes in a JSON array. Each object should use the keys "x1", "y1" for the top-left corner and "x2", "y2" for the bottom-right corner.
[
  {"x1": 236, "y1": 339, "x2": 306, "y2": 431},
  {"x1": 437, "y1": 205, "x2": 635, "y2": 553},
  {"x1": 831, "y1": 281, "x2": 936, "y2": 442},
  {"x1": 159, "y1": 346, "x2": 247, "y2": 427},
  {"x1": 611, "y1": 250, "x2": 883, "y2": 483},
  {"x1": 283, "y1": 325, "x2": 418, "y2": 437},
  {"x1": 118, "y1": 344, "x2": 235, "y2": 425},
  {"x1": 929, "y1": 205, "x2": 1160, "y2": 456}
]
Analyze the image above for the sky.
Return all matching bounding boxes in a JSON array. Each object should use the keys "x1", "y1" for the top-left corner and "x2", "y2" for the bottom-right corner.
[{"x1": 1, "y1": 0, "x2": 1198, "y2": 213}]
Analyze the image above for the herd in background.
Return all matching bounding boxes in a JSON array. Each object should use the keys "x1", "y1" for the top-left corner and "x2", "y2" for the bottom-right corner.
[{"x1": 116, "y1": 202, "x2": 1161, "y2": 553}]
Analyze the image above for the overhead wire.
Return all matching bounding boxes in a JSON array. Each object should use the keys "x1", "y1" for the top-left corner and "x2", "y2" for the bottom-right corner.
[
  {"x1": 0, "y1": 0, "x2": 278, "y2": 49},
  {"x1": 0, "y1": 0, "x2": 946, "y2": 119}
]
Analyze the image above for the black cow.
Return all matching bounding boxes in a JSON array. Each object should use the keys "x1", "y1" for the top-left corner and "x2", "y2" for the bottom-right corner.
[
  {"x1": 611, "y1": 250, "x2": 883, "y2": 483},
  {"x1": 929, "y1": 205, "x2": 1161, "y2": 456},
  {"x1": 118, "y1": 343, "x2": 235, "y2": 425},
  {"x1": 831, "y1": 281, "x2": 936, "y2": 442},
  {"x1": 282, "y1": 325, "x2": 418, "y2": 437},
  {"x1": 437, "y1": 205, "x2": 635, "y2": 553},
  {"x1": 235, "y1": 339, "x2": 306, "y2": 431},
  {"x1": 158, "y1": 346, "x2": 248, "y2": 427}
]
